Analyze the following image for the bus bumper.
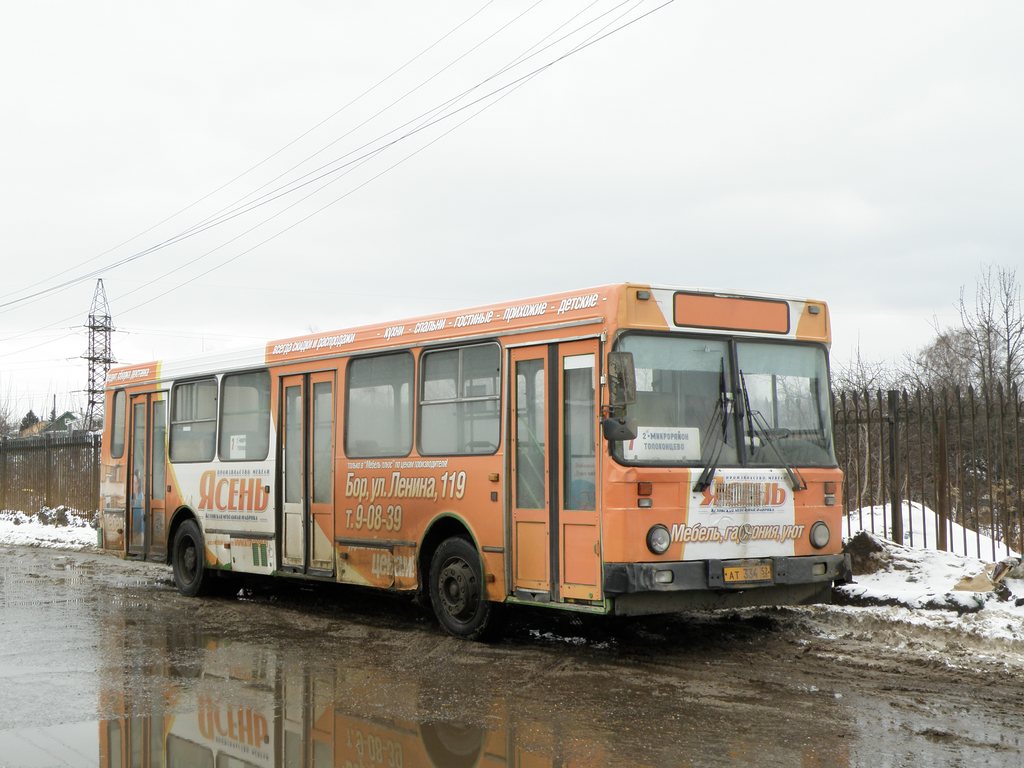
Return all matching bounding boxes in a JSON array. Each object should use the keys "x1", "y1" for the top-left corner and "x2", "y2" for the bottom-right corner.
[{"x1": 602, "y1": 554, "x2": 852, "y2": 616}]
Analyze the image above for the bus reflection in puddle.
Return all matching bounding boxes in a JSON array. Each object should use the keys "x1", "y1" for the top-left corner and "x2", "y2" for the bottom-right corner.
[
  {"x1": 99, "y1": 633, "x2": 503, "y2": 768},
  {"x1": 97, "y1": 628, "x2": 850, "y2": 768},
  {"x1": 103, "y1": 690, "x2": 515, "y2": 768}
]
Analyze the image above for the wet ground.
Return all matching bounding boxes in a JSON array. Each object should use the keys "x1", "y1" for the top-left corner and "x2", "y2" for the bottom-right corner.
[{"x1": 1, "y1": 545, "x2": 1022, "y2": 767}]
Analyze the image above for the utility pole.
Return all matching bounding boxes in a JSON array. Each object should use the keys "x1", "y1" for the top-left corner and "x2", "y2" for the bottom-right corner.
[{"x1": 83, "y1": 279, "x2": 114, "y2": 432}]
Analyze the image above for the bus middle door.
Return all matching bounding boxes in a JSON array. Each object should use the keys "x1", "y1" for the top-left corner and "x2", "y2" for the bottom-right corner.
[
  {"x1": 280, "y1": 372, "x2": 336, "y2": 575},
  {"x1": 510, "y1": 340, "x2": 602, "y2": 604}
]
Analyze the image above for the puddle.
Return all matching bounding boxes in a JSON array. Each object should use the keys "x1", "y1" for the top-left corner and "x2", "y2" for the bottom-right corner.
[
  {"x1": 3, "y1": 546, "x2": 1024, "y2": 767},
  {"x1": 0, "y1": 721, "x2": 97, "y2": 767}
]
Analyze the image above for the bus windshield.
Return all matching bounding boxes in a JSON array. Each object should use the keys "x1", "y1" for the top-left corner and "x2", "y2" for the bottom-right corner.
[
  {"x1": 616, "y1": 335, "x2": 738, "y2": 466},
  {"x1": 736, "y1": 340, "x2": 836, "y2": 467},
  {"x1": 613, "y1": 335, "x2": 835, "y2": 468}
]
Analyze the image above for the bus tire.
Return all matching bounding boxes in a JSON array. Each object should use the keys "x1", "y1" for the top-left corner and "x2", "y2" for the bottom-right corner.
[
  {"x1": 172, "y1": 519, "x2": 210, "y2": 597},
  {"x1": 429, "y1": 537, "x2": 495, "y2": 640}
]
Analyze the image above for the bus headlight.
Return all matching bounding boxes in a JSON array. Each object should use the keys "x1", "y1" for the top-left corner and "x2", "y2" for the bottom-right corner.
[
  {"x1": 646, "y1": 524, "x2": 671, "y2": 555},
  {"x1": 809, "y1": 521, "x2": 830, "y2": 549}
]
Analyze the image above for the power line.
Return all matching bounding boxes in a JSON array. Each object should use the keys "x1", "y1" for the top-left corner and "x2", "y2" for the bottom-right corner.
[
  {"x1": 114, "y1": 1, "x2": 676, "y2": 321},
  {"x1": 77, "y1": 0, "x2": 644, "y2": 303},
  {"x1": 181, "y1": 0, "x2": 549, "y2": 237},
  {"x1": 0, "y1": 1, "x2": 498, "y2": 308},
  {"x1": 0, "y1": 0, "x2": 617, "y2": 316},
  {"x1": 0, "y1": 1, "x2": 674, "y2": 351},
  {"x1": 118, "y1": 325, "x2": 268, "y2": 341},
  {"x1": 164, "y1": 0, "x2": 630, "y2": 251}
]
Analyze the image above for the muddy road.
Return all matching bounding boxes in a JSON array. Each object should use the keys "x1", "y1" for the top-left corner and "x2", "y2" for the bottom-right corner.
[{"x1": 1, "y1": 545, "x2": 1022, "y2": 767}]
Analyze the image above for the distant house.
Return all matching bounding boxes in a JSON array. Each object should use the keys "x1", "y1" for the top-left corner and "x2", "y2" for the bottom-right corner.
[
  {"x1": 18, "y1": 420, "x2": 48, "y2": 438},
  {"x1": 42, "y1": 412, "x2": 84, "y2": 434},
  {"x1": 18, "y1": 412, "x2": 84, "y2": 438}
]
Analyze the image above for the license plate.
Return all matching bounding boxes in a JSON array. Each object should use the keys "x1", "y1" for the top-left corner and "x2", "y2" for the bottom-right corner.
[{"x1": 723, "y1": 562, "x2": 772, "y2": 583}]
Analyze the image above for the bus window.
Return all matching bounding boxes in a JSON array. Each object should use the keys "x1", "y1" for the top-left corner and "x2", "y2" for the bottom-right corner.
[
  {"x1": 564, "y1": 354, "x2": 595, "y2": 510},
  {"x1": 105, "y1": 721, "x2": 121, "y2": 768},
  {"x1": 219, "y1": 370, "x2": 271, "y2": 461},
  {"x1": 345, "y1": 353, "x2": 413, "y2": 458},
  {"x1": 110, "y1": 390, "x2": 126, "y2": 458},
  {"x1": 167, "y1": 734, "x2": 214, "y2": 768},
  {"x1": 515, "y1": 359, "x2": 545, "y2": 509},
  {"x1": 420, "y1": 343, "x2": 499, "y2": 455},
  {"x1": 312, "y1": 380, "x2": 333, "y2": 503},
  {"x1": 170, "y1": 378, "x2": 218, "y2": 462}
]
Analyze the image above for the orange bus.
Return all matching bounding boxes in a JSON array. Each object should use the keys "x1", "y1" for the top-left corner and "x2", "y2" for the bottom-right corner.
[{"x1": 100, "y1": 283, "x2": 851, "y2": 639}]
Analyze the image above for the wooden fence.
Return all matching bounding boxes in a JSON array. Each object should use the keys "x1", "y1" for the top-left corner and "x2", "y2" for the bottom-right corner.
[
  {"x1": 834, "y1": 386, "x2": 1023, "y2": 560},
  {"x1": 0, "y1": 432, "x2": 101, "y2": 516}
]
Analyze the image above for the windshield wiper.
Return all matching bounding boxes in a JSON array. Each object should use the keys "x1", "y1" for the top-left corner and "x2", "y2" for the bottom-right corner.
[
  {"x1": 693, "y1": 362, "x2": 730, "y2": 492},
  {"x1": 738, "y1": 370, "x2": 807, "y2": 491}
]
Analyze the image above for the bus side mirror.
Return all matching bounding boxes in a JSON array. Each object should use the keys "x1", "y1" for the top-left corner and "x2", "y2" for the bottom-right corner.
[
  {"x1": 607, "y1": 351, "x2": 636, "y2": 407},
  {"x1": 602, "y1": 416, "x2": 637, "y2": 442},
  {"x1": 604, "y1": 351, "x2": 637, "y2": 441}
]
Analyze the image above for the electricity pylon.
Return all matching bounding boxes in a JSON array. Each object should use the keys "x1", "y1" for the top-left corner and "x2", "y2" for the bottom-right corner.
[{"x1": 83, "y1": 279, "x2": 114, "y2": 431}]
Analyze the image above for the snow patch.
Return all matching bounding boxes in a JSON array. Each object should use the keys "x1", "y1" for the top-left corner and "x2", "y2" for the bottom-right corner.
[
  {"x1": 838, "y1": 528, "x2": 1024, "y2": 648},
  {"x1": 0, "y1": 507, "x2": 98, "y2": 550}
]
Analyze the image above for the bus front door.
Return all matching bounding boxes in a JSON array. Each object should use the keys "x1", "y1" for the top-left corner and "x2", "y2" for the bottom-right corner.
[
  {"x1": 127, "y1": 392, "x2": 167, "y2": 560},
  {"x1": 510, "y1": 341, "x2": 602, "y2": 604},
  {"x1": 281, "y1": 372, "x2": 336, "y2": 575}
]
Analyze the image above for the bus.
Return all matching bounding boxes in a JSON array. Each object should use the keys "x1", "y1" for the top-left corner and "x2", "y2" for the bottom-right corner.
[{"x1": 99, "y1": 283, "x2": 851, "y2": 639}]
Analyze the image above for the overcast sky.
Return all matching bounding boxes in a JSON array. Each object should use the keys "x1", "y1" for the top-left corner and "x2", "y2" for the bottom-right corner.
[{"x1": 1, "y1": 1, "x2": 1022, "y2": 417}]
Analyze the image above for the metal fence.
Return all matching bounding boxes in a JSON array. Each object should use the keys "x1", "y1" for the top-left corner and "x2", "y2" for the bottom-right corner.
[
  {"x1": 0, "y1": 432, "x2": 101, "y2": 516},
  {"x1": 3, "y1": 390, "x2": 1023, "y2": 560},
  {"x1": 834, "y1": 386, "x2": 1023, "y2": 560}
]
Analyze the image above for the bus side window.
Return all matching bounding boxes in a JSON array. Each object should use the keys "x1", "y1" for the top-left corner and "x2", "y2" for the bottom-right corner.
[
  {"x1": 420, "y1": 343, "x2": 500, "y2": 455},
  {"x1": 170, "y1": 378, "x2": 218, "y2": 462},
  {"x1": 110, "y1": 389, "x2": 126, "y2": 458},
  {"x1": 345, "y1": 353, "x2": 413, "y2": 458},
  {"x1": 219, "y1": 370, "x2": 271, "y2": 461}
]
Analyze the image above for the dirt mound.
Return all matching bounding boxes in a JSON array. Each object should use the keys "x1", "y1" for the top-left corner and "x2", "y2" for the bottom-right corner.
[{"x1": 843, "y1": 530, "x2": 891, "y2": 575}]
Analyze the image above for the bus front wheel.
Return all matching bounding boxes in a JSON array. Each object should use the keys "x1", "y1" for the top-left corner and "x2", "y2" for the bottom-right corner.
[
  {"x1": 429, "y1": 537, "x2": 494, "y2": 640},
  {"x1": 172, "y1": 519, "x2": 210, "y2": 597}
]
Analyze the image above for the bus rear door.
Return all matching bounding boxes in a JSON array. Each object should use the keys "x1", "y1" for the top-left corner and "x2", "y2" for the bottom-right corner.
[{"x1": 127, "y1": 391, "x2": 166, "y2": 560}]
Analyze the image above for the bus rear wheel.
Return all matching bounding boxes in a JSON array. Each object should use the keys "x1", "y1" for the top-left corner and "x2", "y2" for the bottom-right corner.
[
  {"x1": 429, "y1": 537, "x2": 495, "y2": 640},
  {"x1": 172, "y1": 519, "x2": 210, "y2": 597}
]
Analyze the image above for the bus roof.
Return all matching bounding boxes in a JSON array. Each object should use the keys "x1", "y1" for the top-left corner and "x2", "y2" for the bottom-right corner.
[{"x1": 105, "y1": 283, "x2": 830, "y2": 388}]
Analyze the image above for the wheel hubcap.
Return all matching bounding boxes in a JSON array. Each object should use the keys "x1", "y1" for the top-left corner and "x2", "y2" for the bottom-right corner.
[
  {"x1": 182, "y1": 544, "x2": 197, "y2": 578},
  {"x1": 439, "y1": 558, "x2": 477, "y2": 621}
]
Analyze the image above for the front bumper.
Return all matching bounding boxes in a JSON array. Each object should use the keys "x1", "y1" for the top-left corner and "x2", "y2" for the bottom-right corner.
[{"x1": 604, "y1": 553, "x2": 852, "y2": 595}]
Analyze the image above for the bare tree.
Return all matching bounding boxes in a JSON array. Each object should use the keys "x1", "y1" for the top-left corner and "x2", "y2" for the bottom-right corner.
[
  {"x1": 995, "y1": 267, "x2": 1024, "y2": 395},
  {"x1": 902, "y1": 324, "x2": 976, "y2": 392},
  {"x1": 958, "y1": 265, "x2": 1024, "y2": 397},
  {"x1": 831, "y1": 342, "x2": 901, "y2": 506},
  {"x1": 0, "y1": 381, "x2": 15, "y2": 437},
  {"x1": 832, "y1": 341, "x2": 899, "y2": 393}
]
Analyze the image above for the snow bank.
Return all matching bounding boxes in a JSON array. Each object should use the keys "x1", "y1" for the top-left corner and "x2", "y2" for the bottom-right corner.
[
  {"x1": 845, "y1": 501, "x2": 1020, "y2": 560},
  {"x1": 0, "y1": 507, "x2": 98, "y2": 550},
  {"x1": 838, "y1": 529, "x2": 1024, "y2": 645}
]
